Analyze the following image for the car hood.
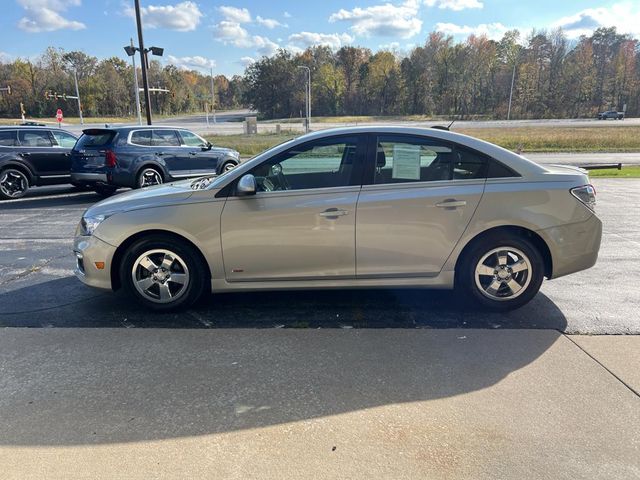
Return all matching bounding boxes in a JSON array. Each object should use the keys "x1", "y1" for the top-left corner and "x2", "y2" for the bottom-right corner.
[{"x1": 85, "y1": 180, "x2": 195, "y2": 217}]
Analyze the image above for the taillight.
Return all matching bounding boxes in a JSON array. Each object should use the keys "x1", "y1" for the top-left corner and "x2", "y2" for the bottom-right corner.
[
  {"x1": 571, "y1": 184, "x2": 596, "y2": 211},
  {"x1": 105, "y1": 150, "x2": 117, "y2": 168}
]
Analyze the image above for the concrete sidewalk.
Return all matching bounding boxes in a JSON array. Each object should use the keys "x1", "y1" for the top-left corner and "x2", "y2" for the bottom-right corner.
[{"x1": 0, "y1": 328, "x2": 638, "y2": 480}]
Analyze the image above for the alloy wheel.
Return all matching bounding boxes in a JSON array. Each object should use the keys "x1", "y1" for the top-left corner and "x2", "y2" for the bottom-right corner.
[
  {"x1": 0, "y1": 170, "x2": 28, "y2": 199},
  {"x1": 139, "y1": 169, "x2": 163, "y2": 188},
  {"x1": 474, "y1": 247, "x2": 532, "y2": 301},
  {"x1": 131, "y1": 249, "x2": 190, "y2": 304}
]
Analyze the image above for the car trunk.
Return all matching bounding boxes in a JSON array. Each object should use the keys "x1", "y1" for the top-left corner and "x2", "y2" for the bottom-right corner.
[{"x1": 71, "y1": 129, "x2": 117, "y2": 173}]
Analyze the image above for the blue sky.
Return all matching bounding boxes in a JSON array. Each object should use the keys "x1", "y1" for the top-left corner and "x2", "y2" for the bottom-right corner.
[{"x1": 1, "y1": 0, "x2": 639, "y2": 76}]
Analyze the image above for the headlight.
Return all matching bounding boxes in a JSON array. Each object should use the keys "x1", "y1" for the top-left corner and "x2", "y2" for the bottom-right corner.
[{"x1": 80, "y1": 214, "x2": 108, "y2": 236}]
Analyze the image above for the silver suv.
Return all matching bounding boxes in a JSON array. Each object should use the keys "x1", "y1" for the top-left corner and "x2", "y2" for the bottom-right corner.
[{"x1": 73, "y1": 127, "x2": 601, "y2": 311}]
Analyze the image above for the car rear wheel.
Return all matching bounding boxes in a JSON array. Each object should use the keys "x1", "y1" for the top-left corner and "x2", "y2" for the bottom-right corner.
[
  {"x1": 458, "y1": 234, "x2": 544, "y2": 311},
  {"x1": 0, "y1": 168, "x2": 29, "y2": 200},
  {"x1": 138, "y1": 168, "x2": 163, "y2": 188},
  {"x1": 120, "y1": 235, "x2": 207, "y2": 311}
]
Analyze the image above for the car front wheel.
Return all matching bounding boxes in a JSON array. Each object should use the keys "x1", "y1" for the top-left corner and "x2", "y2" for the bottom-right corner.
[
  {"x1": 458, "y1": 234, "x2": 544, "y2": 311},
  {"x1": 120, "y1": 235, "x2": 207, "y2": 311},
  {"x1": 0, "y1": 168, "x2": 29, "y2": 200}
]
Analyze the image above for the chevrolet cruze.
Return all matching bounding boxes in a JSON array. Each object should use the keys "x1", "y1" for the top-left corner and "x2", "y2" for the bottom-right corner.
[{"x1": 73, "y1": 126, "x2": 601, "y2": 311}]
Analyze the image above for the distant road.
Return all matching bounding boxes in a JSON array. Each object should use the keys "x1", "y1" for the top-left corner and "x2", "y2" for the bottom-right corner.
[{"x1": 525, "y1": 152, "x2": 640, "y2": 166}]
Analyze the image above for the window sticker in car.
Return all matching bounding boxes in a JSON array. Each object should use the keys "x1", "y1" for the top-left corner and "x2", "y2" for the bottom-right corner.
[{"x1": 392, "y1": 144, "x2": 421, "y2": 180}]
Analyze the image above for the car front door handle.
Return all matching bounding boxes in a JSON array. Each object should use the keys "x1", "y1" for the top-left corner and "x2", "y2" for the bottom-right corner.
[
  {"x1": 436, "y1": 199, "x2": 467, "y2": 208},
  {"x1": 319, "y1": 208, "x2": 348, "y2": 218},
  {"x1": 156, "y1": 152, "x2": 166, "y2": 156},
  {"x1": 189, "y1": 152, "x2": 197, "y2": 155},
  {"x1": 20, "y1": 152, "x2": 31, "y2": 157}
]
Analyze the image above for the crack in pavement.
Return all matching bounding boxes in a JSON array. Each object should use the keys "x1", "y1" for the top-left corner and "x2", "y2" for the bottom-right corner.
[{"x1": 0, "y1": 253, "x2": 71, "y2": 287}]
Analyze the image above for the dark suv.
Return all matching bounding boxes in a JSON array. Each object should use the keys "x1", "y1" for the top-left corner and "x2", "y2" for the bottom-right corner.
[
  {"x1": 70, "y1": 126, "x2": 240, "y2": 196},
  {"x1": 0, "y1": 126, "x2": 78, "y2": 200}
]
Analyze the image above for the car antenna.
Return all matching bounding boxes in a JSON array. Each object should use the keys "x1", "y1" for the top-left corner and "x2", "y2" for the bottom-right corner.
[
  {"x1": 447, "y1": 119, "x2": 455, "y2": 130},
  {"x1": 431, "y1": 119, "x2": 456, "y2": 131}
]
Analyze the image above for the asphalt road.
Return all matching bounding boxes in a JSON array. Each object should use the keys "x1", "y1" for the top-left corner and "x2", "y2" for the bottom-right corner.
[{"x1": 0, "y1": 177, "x2": 637, "y2": 333}]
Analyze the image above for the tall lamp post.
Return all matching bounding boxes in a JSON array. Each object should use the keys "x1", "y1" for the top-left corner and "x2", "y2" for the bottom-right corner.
[
  {"x1": 507, "y1": 50, "x2": 519, "y2": 121},
  {"x1": 132, "y1": 0, "x2": 163, "y2": 125},
  {"x1": 124, "y1": 39, "x2": 142, "y2": 125},
  {"x1": 297, "y1": 65, "x2": 311, "y2": 133}
]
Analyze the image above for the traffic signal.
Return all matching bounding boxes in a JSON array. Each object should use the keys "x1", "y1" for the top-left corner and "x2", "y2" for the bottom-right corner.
[
  {"x1": 6, "y1": 85, "x2": 10, "y2": 95},
  {"x1": 20, "y1": 102, "x2": 25, "y2": 116},
  {"x1": 44, "y1": 90, "x2": 50, "y2": 100}
]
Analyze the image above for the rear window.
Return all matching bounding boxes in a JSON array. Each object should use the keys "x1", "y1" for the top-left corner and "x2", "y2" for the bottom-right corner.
[
  {"x1": 0, "y1": 130, "x2": 18, "y2": 146},
  {"x1": 75, "y1": 131, "x2": 115, "y2": 149},
  {"x1": 19, "y1": 130, "x2": 52, "y2": 147},
  {"x1": 152, "y1": 130, "x2": 180, "y2": 147}
]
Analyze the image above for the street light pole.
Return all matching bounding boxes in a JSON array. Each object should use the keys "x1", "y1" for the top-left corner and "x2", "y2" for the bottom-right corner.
[
  {"x1": 134, "y1": 0, "x2": 153, "y2": 125},
  {"x1": 130, "y1": 38, "x2": 142, "y2": 125},
  {"x1": 210, "y1": 67, "x2": 216, "y2": 124},
  {"x1": 297, "y1": 65, "x2": 311, "y2": 133},
  {"x1": 507, "y1": 55, "x2": 518, "y2": 121},
  {"x1": 72, "y1": 69, "x2": 83, "y2": 126}
]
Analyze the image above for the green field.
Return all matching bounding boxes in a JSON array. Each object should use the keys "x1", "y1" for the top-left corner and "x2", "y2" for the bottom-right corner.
[
  {"x1": 205, "y1": 126, "x2": 640, "y2": 157},
  {"x1": 588, "y1": 166, "x2": 640, "y2": 178}
]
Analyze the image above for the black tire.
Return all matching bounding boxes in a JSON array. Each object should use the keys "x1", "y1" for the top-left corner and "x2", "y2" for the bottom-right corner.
[
  {"x1": 456, "y1": 233, "x2": 544, "y2": 311},
  {"x1": 137, "y1": 167, "x2": 163, "y2": 188},
  {"x1": 119, "y1": 235, "x2": 207, "y2": 311},
  {"x1": 94, "y1": 185, "x2": 118, "y2": 197},
  {"x1": 0, "y1": 168, "x2": 30, "y2": 200}
]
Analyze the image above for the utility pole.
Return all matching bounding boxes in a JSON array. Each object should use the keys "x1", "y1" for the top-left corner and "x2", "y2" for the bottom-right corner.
[
  {"x1": 297, "y1": 65, "x2": 311, "y2": 132},
  {"x1": 134, "y1": 0, "x2": 153, "y2": 125},
  {"x1": 130, "y1": 38, "x2": 142, "y2": 125},
  {"x1": 72, "y1": 69, "x2": 83, "y2": 125},
  {"x1": 210, "y1": 67, "x2": 216, "y2": 124}
]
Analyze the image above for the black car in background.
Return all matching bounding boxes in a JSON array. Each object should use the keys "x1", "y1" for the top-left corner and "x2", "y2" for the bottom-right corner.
[
  {"x1": 70, "y1": 126, "x2": 240, "y2": 196},
  {"x1": 0, "y1": 126, "x2": 78, "y2": 200}
]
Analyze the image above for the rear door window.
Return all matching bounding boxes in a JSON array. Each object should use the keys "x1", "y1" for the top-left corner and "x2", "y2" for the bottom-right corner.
[
  {"x1": 0, "y1": 130, "x2": 18, "y2": 146},
  {"x1": 130, "y1": 130, "x2": 152, "y2": 146},
  {"x1": 18, "y1": 130, "x2": 53, "y2": 147},
  {"x1": 152, "y1": 130, "x2": 180, "y2": 147}
]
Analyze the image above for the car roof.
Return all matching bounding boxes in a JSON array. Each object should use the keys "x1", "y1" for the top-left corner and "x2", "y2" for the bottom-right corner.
[
  {"x1": 81, "y1": 125, "x2": 195, "y2": 134},
  {"x1": 0, "y1": 125, "x2": 77, "y2": 135}
]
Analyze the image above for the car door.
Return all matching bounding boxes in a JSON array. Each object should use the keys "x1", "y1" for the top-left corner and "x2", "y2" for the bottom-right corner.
[
  {"x1": 176, "y1": 130, "x2": 218, "y2": 175},
  {"x1": 150, "y1": 129, "x2": 185, "y2": 177},
  {"x1": 220, "y1": 134, "x2": 366, "y2": 281},
  {"x1": 355, "y1": 133, "x2": 487, "y2": 277},
  {"x1": 50, "y1": 130, "x2": 77, "y2": 173},
  {"x1": 17, "y1": 129, "x2": 67, "y2": 178}
]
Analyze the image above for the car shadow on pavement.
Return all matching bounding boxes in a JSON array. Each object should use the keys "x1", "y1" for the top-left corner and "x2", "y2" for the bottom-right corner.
[
  {"x1": 0, "y1": 276, "x2": 568, "y2": 446},
  {"x1": 0, "y1": 276, "x2": 568, "y2": 330}
]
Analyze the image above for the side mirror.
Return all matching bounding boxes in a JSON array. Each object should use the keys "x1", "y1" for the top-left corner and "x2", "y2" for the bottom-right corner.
[
  {"x1": 202, "y1": 141, "x2": 212, "y2": 151},
  {"x1": 237, "y1": 174, "x2": 256, "y2": 196}
]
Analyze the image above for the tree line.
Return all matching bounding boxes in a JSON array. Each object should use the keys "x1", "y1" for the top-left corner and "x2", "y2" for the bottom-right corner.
[{"x1": 0, "y1": 27, "x2": 638, "y2": 121}]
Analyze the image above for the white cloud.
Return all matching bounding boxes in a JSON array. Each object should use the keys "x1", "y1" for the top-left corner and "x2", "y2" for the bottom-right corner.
[
  {"x1": 434, "y1": 22, "x2": 510, "y2": 40},
  {"x1": 17, "y1": 0, "x2": 86, "y2": 32},
  {"x1": 167, "y1": 55, "x2": 216, "y2": 71},
  {"x1": 379, "y1": 41, "x2": 400, "y2": 50},
  {"x1": 552, "y1": 3, "x2": 640, "y2": 39},
  {"x1": 283, "y1": 11, "x2": 292, "y2": 19},
  {"x1": 212, "y1": 21, "x2": 252, "y2": 47},
  {"x1": 239, "y1": 56, "x2": 256, "y2": 67},
  {"x1": 329, "y1": 0, "x2": 422, "y2": 39},
  {"x1": 218, "y1": 5, "x2": 251, "y2": 24},
  {"x1": 256, "y1": 16, "x2": 287, "y2": 29},
  {"x1": 288, "y1": 31, "x2": 354, "y2": 49},
  {"x1": 124, "y1": 1, "x2": 203, "y2": 32},
  {"x1": 0, "y1": 51, "x2": 13, "y2": 63},
  {"x1": 252, "y1": 35, "x2": 280, "y2": 56},
  {"x1": 424, "y1": 0, "x2": 483, "y2": 11}
]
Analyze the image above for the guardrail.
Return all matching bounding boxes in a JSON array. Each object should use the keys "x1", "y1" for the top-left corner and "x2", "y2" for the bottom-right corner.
[{"x1": 579, "y1": 163, "x2": 622, "y2": 170}]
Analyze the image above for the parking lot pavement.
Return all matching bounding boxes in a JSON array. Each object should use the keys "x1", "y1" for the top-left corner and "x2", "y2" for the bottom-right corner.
[
  {"x1": 0, "y1": 328, "x2": 638, "y2": 479},
  {"x1": 0, "y1": 179, "x2": 638, "y2": 333}
]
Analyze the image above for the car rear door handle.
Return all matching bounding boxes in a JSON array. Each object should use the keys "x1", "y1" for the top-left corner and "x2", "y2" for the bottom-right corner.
[
  {"x1": 20, "y1": 152, "x2": 31, "y2": 157},
  {"x1": 436, "y1": 199, "x2": 467, "y2": 208},
  {"x1": 156, "y1": 152, "x2": 166, "y2": 156},
  {"x1": 319, "y1": 208, "x2": 348, "y2": 218},
  {"x1": 189, "y1": 152, "x2": 197, "y2": 155}
]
